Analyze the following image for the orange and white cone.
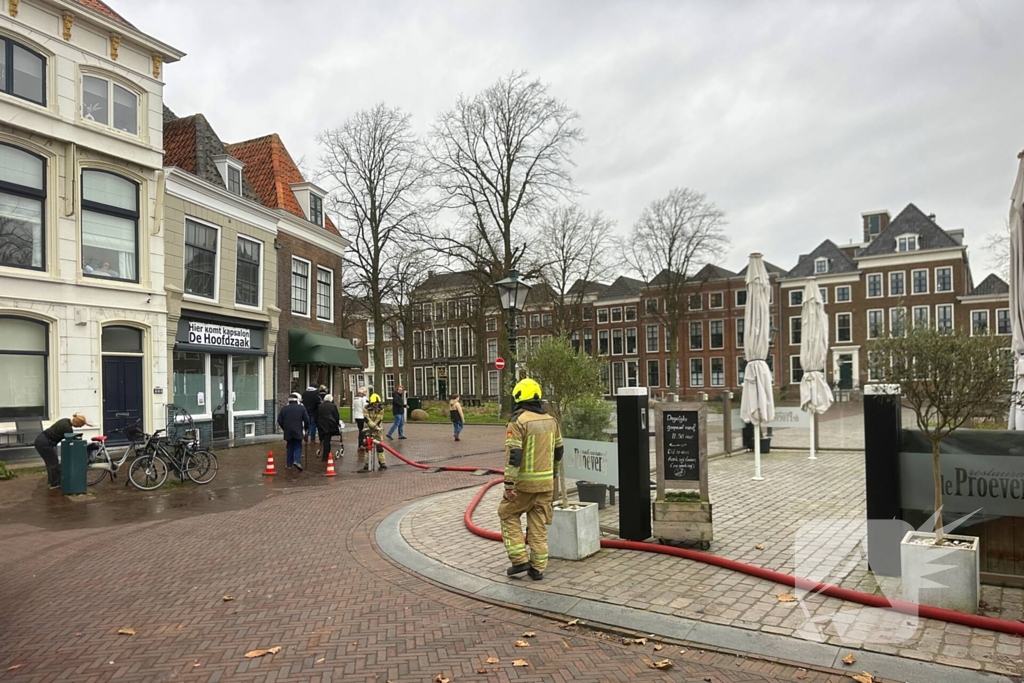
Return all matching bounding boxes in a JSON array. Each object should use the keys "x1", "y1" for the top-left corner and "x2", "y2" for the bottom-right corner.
[
  {"x1": 263, "y1": 451, "x2": 276, "y2": 476},
  {"x1": 325, "y1": 451, "x2": 337, "y2": 477}
]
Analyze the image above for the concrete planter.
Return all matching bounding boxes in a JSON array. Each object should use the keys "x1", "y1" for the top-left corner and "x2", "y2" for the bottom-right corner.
[
  {"x1": 900, "y1": 531, "x2": 979, "y2": 614},
  {"x1": 548, "y1": 502, "x2": 601, "y2": 561}
]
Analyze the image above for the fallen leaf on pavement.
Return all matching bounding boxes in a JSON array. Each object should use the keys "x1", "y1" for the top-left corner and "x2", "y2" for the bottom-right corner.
[
  {"x1": 755, "y1": 544, "x2": 765, "y2": 550},
  {"x1": 562, "y1": 640, "x2": 571, "y2": 649},
  {"x1": 852, "y1": 673, "x2": 874, "y2": 683},
  {"x1": 514, "y1": 639, "x2": 530, "y2": 647},
  {"x1": 316, "y1": 658, "x2": 325, "y2": 664},
  {"x1": 623, "y1": 637, "x2": 648, "y2": 645},
  {"x1": 434, "y1": 675, "x2": 450, "y2": 683},
  {"x1": 74, "y1": 633, "x2": 81, "y2": 637},
  {"x1": 642, "y1": 658, "x2": 673, "y2": 670},
  {"x1": 192, "y1": 663, "x2": 201, "y2": 669},
  {"x1": 563, "y1": 618, "x2": 579, "y2": 627},
  {"x1": 522, "y1": 631, "x2": 536, "y2": 638},
  {"x1": 222, "y1": 596, "x2": 234, "y2": 602},
  {"x1": 477, "y1": 669, "x2": 488, "y2": 674},
  {"x1": 842, "y1": 653, "x2": 856, "y2": 665},
  {"x1": 653, "y1": 644, "x2": 663, "y2": 651},
  {"x1": 117, "y1": 628, "x2": 136, "y2": 636},
  {"x1": 513, "y1": 659, "x2": 529, "y2": 667},
  {"x1": 777, "y1": 594, "x2": 797, "y2": 603},
  {"x1": 244, "y1": 646, "x2": 282, "y2": 658},
  {"x1": 6, "y1": 665, "x2": 22, "y2": 671},
  {"x1": 485, "y1": 657, "x2": 499, "y2": 664}
]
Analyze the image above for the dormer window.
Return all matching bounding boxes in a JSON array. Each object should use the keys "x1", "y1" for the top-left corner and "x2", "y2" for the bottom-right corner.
[
  {"x1": 213, "y1": 154, "x2": 244, "y2": 196},
  {"x1": 897, "y1": 235, "x2": 918, "y2": 252},
  {"x1": 82, "y1": 75, "x2": 138, "y2": 135},
  {"x1": 227, "y1": 166, "x2": 241, "y2": 196},
  {"x1": 814, "y1": 258, "x2": 828, "y2": 274},
  {"x1": 310, "y1": 193, "x2": 323, "y2": 226},
  {"x1": 289, "y1": 181, "x2": 328, "y2": 227}
]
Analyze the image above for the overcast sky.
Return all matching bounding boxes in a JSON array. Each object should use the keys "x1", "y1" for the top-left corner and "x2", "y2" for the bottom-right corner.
[{"x1": 130, "y1": 0, "x2": 1023, "y2": 279}]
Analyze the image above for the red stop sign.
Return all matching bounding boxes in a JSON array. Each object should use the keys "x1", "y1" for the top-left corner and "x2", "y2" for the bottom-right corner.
[{"x1": 495, "y1": 357, "x2": 506, "y2": 370}]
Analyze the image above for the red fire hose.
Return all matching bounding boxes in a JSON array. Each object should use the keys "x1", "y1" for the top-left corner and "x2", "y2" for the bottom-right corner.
[{"x1": 374, "y1": 440, "x2": 1024, "y2": 637}]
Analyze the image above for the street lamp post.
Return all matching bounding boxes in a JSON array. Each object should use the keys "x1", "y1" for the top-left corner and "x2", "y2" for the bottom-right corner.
[{"x1": 493, "y1": 269, "x2": 532, "y2": 410}]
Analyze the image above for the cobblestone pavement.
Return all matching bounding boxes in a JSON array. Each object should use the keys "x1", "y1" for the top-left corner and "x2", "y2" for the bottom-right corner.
[
  {"x1": 0, "y1": 424, "x2": 875, "y2": 682},
  {"x1": 405, "y1": 447, "x2": 1024, "y2": 678}
]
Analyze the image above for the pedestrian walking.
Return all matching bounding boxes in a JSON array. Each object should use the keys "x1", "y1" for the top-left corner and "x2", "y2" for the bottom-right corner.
[
  {"x1": 386, "y1": 385, "x2": 407, "y2": 440},
  {"x1": 277, "y1": 393, "x2": 309, "y2": 471},
  {"x1": 352, "y1": 388, "x2": 367, "y2": 451},
  {"x1": 498, "y1": 378, "x2": 563, "y2": 581},
  {"x1": 449, "y1": 394, "x2": 465, "y2": 441},
  {"x1": 33, "y1": 412, "x2": 94, "y2": 490},
  {"x1": 301, "y1": 385, "x2": 323, "y2": 443},
  {"x1": 316, "y1": 394, "x2": 343, "y2": 462},
  {"x1": 359, "y1": 394, "x2": 388, "y2": 472}
]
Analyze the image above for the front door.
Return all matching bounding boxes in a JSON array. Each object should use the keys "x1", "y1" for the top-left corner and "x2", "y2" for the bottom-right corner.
[
  {"x1": 102, "y1": 356, "x2": 143, "y2": 442},
  {"x1": 210, "y1": 354, "x2": 230, "y2": 440},
  {"x1": 838, "y1": 354, "x2": 853, "y2": 390},
  {"x1": 438, "y1": 379, "x2": 448, "y2": 401}
]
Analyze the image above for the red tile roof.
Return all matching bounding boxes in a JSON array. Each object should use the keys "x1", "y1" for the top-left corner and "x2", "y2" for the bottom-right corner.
[
  {"x1": 225, "y1": 134, "x2": 339, "y2": 235},
  {"x1": 74, "y1": 0, "x2": 135, "y2": 28},
  {"x1": 162, "y1": 115, "x2": 197, "y2": 174}
]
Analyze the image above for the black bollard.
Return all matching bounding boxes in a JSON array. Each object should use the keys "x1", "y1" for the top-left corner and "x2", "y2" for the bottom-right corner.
[
  {"x1": 616, "y1": 387, "x2": 651, "y2": 541},
  {"x1": 863, "y1": 384, "x2": 904, "y2": 576}
]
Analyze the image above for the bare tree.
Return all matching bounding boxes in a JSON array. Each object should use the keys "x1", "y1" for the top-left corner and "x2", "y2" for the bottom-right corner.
[
  {"x1": 383, "y1": 249, "x2": 434, "y2": 396},
  {"x1": 984, "y1": 219, "x2": 1011, "y2": 280},
  {"x1": 623, "y1": 188, "x2": 730, "y2": 390},
  {"x1": 535, "y1": 205, "x2": 615, "y2": 336},
  {"x1": 318, "y1": 103, "x2": 430, "y2": 392}
]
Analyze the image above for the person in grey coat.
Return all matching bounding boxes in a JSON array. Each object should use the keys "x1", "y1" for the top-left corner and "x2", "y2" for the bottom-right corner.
[{"x1": 277, "y1": 393, "x2": 309, "y2": 471}]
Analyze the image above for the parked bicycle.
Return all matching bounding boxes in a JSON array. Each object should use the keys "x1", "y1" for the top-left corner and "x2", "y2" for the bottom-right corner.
[
  {"x1": 86, "y1": 420, "x2": 149, "y2": 487},
  {"x1": 127, "y1": 429, "x2": 218, "y2": 490}
]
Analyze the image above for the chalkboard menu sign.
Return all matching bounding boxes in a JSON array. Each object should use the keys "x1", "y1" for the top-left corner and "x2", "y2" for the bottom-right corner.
[{"x1": 662, "y1": 410, "x2": 701, "y2": 481}]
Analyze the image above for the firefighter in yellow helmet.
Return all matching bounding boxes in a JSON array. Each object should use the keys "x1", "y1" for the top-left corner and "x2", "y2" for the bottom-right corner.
[
  {"x1": 359, "y1": 393, "x2": 388, "y2": 472},
  {"x1": 498, "y1": 377, "x2": 563, "y2": 581}
]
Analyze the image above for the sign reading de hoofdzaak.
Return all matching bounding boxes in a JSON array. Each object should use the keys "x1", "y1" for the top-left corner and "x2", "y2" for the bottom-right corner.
[
  {"x1": 562, "y1": 438, "x2": 618, "y2": 487},
  {"x1": 188, "y1": 321, "x2": 251, "y2": 349}
]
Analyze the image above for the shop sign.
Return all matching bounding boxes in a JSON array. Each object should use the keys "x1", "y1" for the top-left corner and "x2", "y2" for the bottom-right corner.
[
  {"x1": 731, "y1": 406, "x2": 810, "y2": 428},
  {"x1": 899, "y1": 452, "x2": 1024, "y2": 517},
  {"x1": 562, "y1": 438, "x2": 618, "y2": 487},
  {"x1": 188, "y1": 321, "x2": 251, "y2": 349}
]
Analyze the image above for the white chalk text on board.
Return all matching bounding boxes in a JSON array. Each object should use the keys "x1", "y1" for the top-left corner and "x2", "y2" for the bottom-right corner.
[{"x1": 663, "y1": 410, "x2": 700, "y2": 481}]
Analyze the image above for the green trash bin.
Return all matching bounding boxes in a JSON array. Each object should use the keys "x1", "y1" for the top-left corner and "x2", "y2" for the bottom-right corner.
[
  {"x1": 408, "y1": 397, "x2": 422, "y2": 411},
  {"x1": 60, "y1": 432, "x2": 87, "y2": 495}
]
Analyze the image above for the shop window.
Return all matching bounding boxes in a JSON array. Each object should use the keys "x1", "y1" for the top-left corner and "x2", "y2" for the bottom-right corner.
[
  {"x1": 0, "y1": 37, "x2": 46, "y2": 105},
  {"x1": 235, "y1": 238, "x2": 261, "y2": 307},
  {"x1": 0, "y1": 316, "x2": 48, "y2": 418},
  {"x1": 172, "y1": 351, "x2": 206, "y2": 416},
  {"x1": 184, "y1": 219, "x2": 218, "y2": 299},
  {"x1": 81, "y1": 170, "x2": 138, "y2": 282},
  {"x1": 232, "y1": 356, "x2": 260, "y2": 412},
  {"x1": 0, "y1": 143, "x2": 45, "y2": 271}
]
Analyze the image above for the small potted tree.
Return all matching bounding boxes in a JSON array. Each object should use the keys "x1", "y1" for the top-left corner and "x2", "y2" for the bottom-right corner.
[{"x1": 868, "y1": 327, "x2": 1012, "y2": 613}]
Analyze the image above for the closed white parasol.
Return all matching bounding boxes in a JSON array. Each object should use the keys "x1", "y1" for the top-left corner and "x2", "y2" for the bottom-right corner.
[
  {"x1": 1009, "y1": 153, "x2": 1024, "y2": 430},
  {"x1": 799, "y1": 279, "x2": 834, "y2": 459},
  {"x1": 740, "y1": 253, "x2": 775, "y2": 480}
]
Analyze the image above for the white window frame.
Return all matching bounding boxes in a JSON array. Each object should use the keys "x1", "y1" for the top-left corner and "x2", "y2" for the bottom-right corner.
[
  {"x1": 414, "y1": 367, "x2": 424, "y2": 396},
  {"x1": 996, "y1": 308, "x2": 1012, "y2": 336},
  {"x1": 234, "y1": 235, "x2": 263, "y2": 310},
  {"x1": 866, "y1": 273, "x2": 883, "y2": 299},
  {"x1": 611, "y1": 328, "x2": 624, "y2": 355},
  {"x1": 889, "y1": 307, "x2": 906, "y2": 338},
  {"x1": 896, "y1": 234, "x2": 919, "y2": 252},
  {"x1": 789, "y1": 289, "x2": 803, "y2": 307},
  {"x1": 789, "y1": 316, "x2": 801, "y2": 346},
  {"x1": 689, "y1": 358, "x2": 704, "y2": 388},
  {"x1": 598, "y1": 329, "x2": 609, "y2": 355},
  {"x1": 645, "y1": 324, "x2": 659, "y2": 353},
  {"x1": 625, "y1": 327, "x2": 638, "y2": 355},
  {"x1": 912, "y1": 305, "x2": 930, "y2": 330},
  {"x1": 910, "y1": 268, "x2": 929, "y2": 295},
  {"x1": 487, "y1": 338, "x2": 498, "y2": 363},
  {"x1": 644, "y1": 298, "x2": 659, "y2": 314},
  {"x1": 835, "y1": 285, "x2": 851, "y2": 303},
  {"x1": 230, "y1": 355, "x2": 265, "y2": 418},
  {"x1": 867, "y1": 309, "x2": 884, "y2": 339},
  {"x1": 835, "y1": 312, "x2": 852, "y2": 343},
  {"x1": 888, "y1": 271, "x2": 906, "y2": 298},
  {"x1": 80, "y1": 72, "x2": 141, "y2": 136},
  {"x1": 290, "y1": 256, "x2": 311, "y2": 318},
  {"x1": 624, "y1": 305, "x2": 637, "y2": 322},
  {"x1": 971, "y1": 310, "x2": 990, "y2": 336},
  {"x1": 486, "y1": 317, "x2": 497, "y2": 332},
  {"x1": 366, "y1": 321, "x2": 375, "y2": 345},
  {"x1": 647, "y1": 359, "x2": 660, "y2": 387},
  {"x1": 709, "y1": 291, "x2": 724, "y2": 309},
  {"x1": 597, "y1": 308, "x2": 609, "y2": 323},
  {"x1": 709, "y1": 319, "x2": 724, "y2": 350},
  {"x1": 315, "y1": 265, "x2": 334, "y2": 322},
  {"x1": 384, "y1": 347, "x2": 394, "y2": 367},
  {"x1": 309, "y1": 192, "x2": 324, "y2": 227},
  {"x1": 610, "y1": 307, "x2": 623, "y2": 323},
  {"x1": 814, "y1": 258, "x2": 828, "y2": 274},
  {"x1": 182, "y1": 216, "x2": 221, "y2": 304},
  {"x1": 689, "y1": 321, "x2": 703, "y2": 351},
  {"x1": 936, "y1": 304, "x2": 954, "y2": 332},
  {"x1": 488, "y1": 369, "x2": 499, "y2": 396},
  {"x1": 735, "y1": 289, "x2": 747, "y2": 307},
  {"x1": 735, "y1": 318, "x2": 745, "y2": 349},
  {"x1": 688, "y1": 293, "x2": 702, "y2": 311},
  {"x1": 710, "y1": 356, "x2": 725, "y2": 387},
  {"x1": 934, "y1": 266, "x2": 953, "y2": 293},
  {"x1": 790, "y1": 355, "x2": 803, "y2": 384}
]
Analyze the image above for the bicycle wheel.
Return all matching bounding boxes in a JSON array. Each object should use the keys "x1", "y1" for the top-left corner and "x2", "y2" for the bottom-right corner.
[
  {"x1": 86, "y1": 450, "x2": 108, "y2": 486},
  {"x1": 185, "y1": 450, "x2": 218, "y2": 484},
  {"x1": 128, "y1": 454, "x2": 168, "y2": 490}
]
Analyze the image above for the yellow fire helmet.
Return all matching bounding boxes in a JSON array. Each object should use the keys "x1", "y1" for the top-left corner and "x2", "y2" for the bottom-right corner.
[
  {"x1": 369, "y1": 393, "x2": 383, "y2": 404},
  {"x1": 512, "y1": 377, "x2": 542, "y2": 402}
]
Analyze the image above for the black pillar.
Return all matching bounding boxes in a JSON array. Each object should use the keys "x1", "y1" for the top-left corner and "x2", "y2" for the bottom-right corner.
[
  {"x1": 616, "y1": 387, "x2": 651, "y2": 541},
  {"x1": 863, "y1": 384, "x2": 904, "y2": 576}
]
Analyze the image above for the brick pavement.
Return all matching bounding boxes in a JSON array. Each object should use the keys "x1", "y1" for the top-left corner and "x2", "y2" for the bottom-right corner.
[
  {"x1": 405, "y1": 447, "x2": 1024, "y2": 678},
  {"x1": 0, "y1": 425, "x2": 874, "y2": 682}
]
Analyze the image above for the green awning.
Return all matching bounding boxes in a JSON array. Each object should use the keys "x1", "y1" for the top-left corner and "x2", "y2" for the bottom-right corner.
[{"x1": 288, "y1": 329, "x2": 363, "y2": 368}]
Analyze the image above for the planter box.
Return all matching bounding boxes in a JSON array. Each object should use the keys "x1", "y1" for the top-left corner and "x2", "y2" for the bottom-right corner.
[
  {"x1": 900, "y1": 531, "x2": 979, "y2": 614},
  {"x1": 549, "y1": 502, "x2": 601, "y2": 561},
  {"x1": 577, "y1": 481, "x2": 608, "y2": 509},
  {"x1": 652, "y1": 498, "x2": 713, "y2": 548}
]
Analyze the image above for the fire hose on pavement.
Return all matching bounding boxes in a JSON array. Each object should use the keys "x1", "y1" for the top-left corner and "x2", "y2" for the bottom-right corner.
[{"x1": 371, "y1": 438, "x2": 1024, "y2": 638}]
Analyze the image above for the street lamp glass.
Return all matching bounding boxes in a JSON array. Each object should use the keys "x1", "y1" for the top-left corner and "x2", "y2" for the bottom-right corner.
[{"x1": 493, "y1": 269, "x2": 532, "y2": 313}]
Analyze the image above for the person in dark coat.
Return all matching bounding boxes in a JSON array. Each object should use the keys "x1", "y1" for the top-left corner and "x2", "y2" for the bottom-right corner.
[
  {"x1": 34, "y1": 412, "x2": 93, "y2": 490},
  {"x1": 316, "y1": 394, "x2": 342, "y2": 462},
  {"x1": 278, "y1": 393, "x2": 309, "y2": 471},
  {"x1": 301, "y1": 385, "x2": 323, "y2": 443},
  {"x1": 386, "y1": 385, "x2": 407, "y2": 440}
]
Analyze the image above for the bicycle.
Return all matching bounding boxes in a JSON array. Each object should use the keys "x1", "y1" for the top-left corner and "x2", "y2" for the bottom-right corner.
[
  {"x1": 86, "y1": 420, "x2": 148, "y2": 486},
  {"x1": 127, "y1": 429, "x2": 218, "y2": 490}
]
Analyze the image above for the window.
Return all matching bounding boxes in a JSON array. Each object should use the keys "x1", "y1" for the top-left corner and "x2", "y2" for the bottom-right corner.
[
  {"x1": 645, "y1": 298, "x2": 659, "y2": 314},
  {"x1": 486, "y1": 317, "x2": 497, "y2": 332},
  {"x1": 836, "y1": 313, "x2": 852, "y2": 343},
  {"x1": 598, "y1": 329, "x2": 609, "y2": 355},
  {"x1": 626, "y1": 360, "x2": 639, "y2": 387},
  {"x1": 366, "y1": 322, "x2": 375, "y2": 345},
  {"x1": 835, "y1": 285, "x2": 851, "y2": 303},
  {"x1": 412, "y1": 305, "x2": 422, "y2": 323},
  {"x1": 997, "y1": 309, "x2": 1011, "y2": 335},
  {"x1": 912, "y1": 306, "x2": 929, "y2": 329},
  {"x1": 384, "y1": 348, "x2": 394, "y2": 367},
  {"x1": 818, "y1": 287, "x2": 827, "y2": 304},
  {"x1": 530, "y1": 335, "x2": 540, "y2": 352},
  {"x1": 709, "y1": 320, "x2": 724, "y2": 349},
  {"x1": 889, "y1": 272, "x2": 905, "y2": 297},
  {"x1": 867, "y1": 273, "x2": 882, "y2": 298},
  {"x1": 81, "y1": 170, "x2": 138, "y2": 282},
  {"x1": 309, "y1": 193, "x2": 323, "y2": 226},
  {"x1": 0, "y1": 316, "x2": 48, "y2": 418},
  {"x1": 316, "y1": 267, "x2": 333, "y2": 320},
  {"x1": 172, "y1": 351, "x2": 205, "y2": 416},
  {"x1": 868, "y1": 214, "x2": 881, "y2": 236},
  {"x1": 690, "y1": 358, "x2": 704, "y2": 387},
  {"x1": 529, "y1": 313, "x2": 540, "y2": 328},
  {"x1": 867, "y1": 310, "x2": 884, "y2": 339},
  {"x1": 583, "y1": 328, "x2": 593, "y2": 354},
  {"x1": 0, "y1": 143, "x2": 45, "y2": 271},
  {"x1": 582, "y1": 307, "x2": 593, "y2": 321},
  {"x1": 665, "y1": 327, "x2": 673, "y2": 353},
  {"x1": 790, "y1": 356, "x2": 803, "y2": 383},
  {"x1": 789, "y1": 290, "x2": 803, "y2": 307},
  {"x1": 736, "y1": 318, "x2": 745, "y2": 348},
  {"x1": 436, "y1": 303, "x2": 446, "y2": 322},
  {"x1": 385, "y1": 373, "x2": 395, "y2": 398},
  {"x1": 611, "y1": 307, "x2": 623, "y2": 323},
  {"x1": 789, "y1": 317, "x2": 801, "y2": 345},
  {"x1": 936, "y1": 304, "x2": 953, "y2": 332},
  {"x1": 384, "y1": 323, "x2": 394, "y2": 342},
  {"x1": 889, "y1": 307, "x2": 906, "y2": 337},
  {"x1": 911, "y1": 269, "x2": 928, "y2": 294},
  {"x1": 612, "y1": 329, "x2": 624, "y2": 355},
  {"x1": 542, "y1": 313, "x2": 553, "y2": 328},
  {"x1": 612, "y1": 361, "x2": 625, "y2": 393},
  {"x1": 646, "y1": 324, "x2": 659, "y2": 353},
  {"x1": 710, "y1": 357, "x2": 725, "y2": 387},
  {"x1": 460, "y1": 327, "x2": 472, "y2": 357},
  {"x1": 235, "y1": 237, "x2": 261, "y2": 307},
  {"x1": 625, "y1": 327, "x2": 637, "y2": 355},
  {"x1": 183, "y1": 219, "x2": 217, "y2": 299},
  {"x1": 232, "y1": 356, "x2": 261, "y2": 413},
  {"x1": 597, "y1": 308, "x2": 609, "y2": 323},
  {"x1": 735, "y1": 289, "x2": 747, "y2": 307},
  {"x1": 972, "y1": 310, "x2": 990, "y2": 336},
  {"x1": 935, "y1": 267, "x2": 953, "y2": 292},
  {"x1": 897, "y1": 235, "x2": 918, "y2": 252},
  {"x1": 486, "y1": 338, "x2": 498, "y2": 363},
  {"x1": 82, "y1": 75, "x2": 137, "y2": 135},
  {"x1": 227, "y1": 166, "x2": 242, "y2": 196},
  {"x1": 647, "y1": 359, "x2": 660, "y2": 387},
  {"x1": 868, "y1": 352, "x2": 882, "y2": 382},
  {"x1": 290, "y1": 258, "x2": 310, "y2": 315},
  {"x1": 624, "y1": 306, "x2": 637, "y2": 322},
  {"x1": 815, "y1": 258, "x2": 828, "y2": 274},
  {"x1": 709, "y1": 292, "x2": 724, "y2": 309},
  {"x1": 0, "y1": 37, "x2": 46, "y2": 105},
  {"x1": 572, "y1": 330, "x2": 580, "y2": 351},
  {"x1": 488, "y1": 370, "x2": 499, "y2": 396},
  {"x1": 689, "y1": 321, "x2": 703, "y2": 350},
  {"x1": 413, "y1": 331, "x2": 422, "y2": 360},
  {"x1": 688, "y1": 294, "x2": 702, "y2": 311}
]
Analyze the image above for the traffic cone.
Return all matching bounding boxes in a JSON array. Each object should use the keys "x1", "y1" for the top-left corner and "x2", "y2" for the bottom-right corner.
[
  {"x1": 263, "y1": 451, "x2": 276, "y2": 476},
  {"x1": 325, "y1": 451, "x2": 337, "y2": 477}
]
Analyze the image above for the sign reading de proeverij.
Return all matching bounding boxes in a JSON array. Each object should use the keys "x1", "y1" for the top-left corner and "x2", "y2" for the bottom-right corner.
[{"x1": 562, "y1": 438, "x2": 618, "y2": 487}]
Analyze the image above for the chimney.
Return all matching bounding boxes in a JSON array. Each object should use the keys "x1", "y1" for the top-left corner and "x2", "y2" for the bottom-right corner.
[
  {"x1": 861, "y1": 210, "x2": 891, "y2": 243},
  {"x1": 927, "y1": 213, "x2": 936, "y2": 222},
  {"x1": 947, "y1": 228, "x2": 964, "y2": 245}
]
